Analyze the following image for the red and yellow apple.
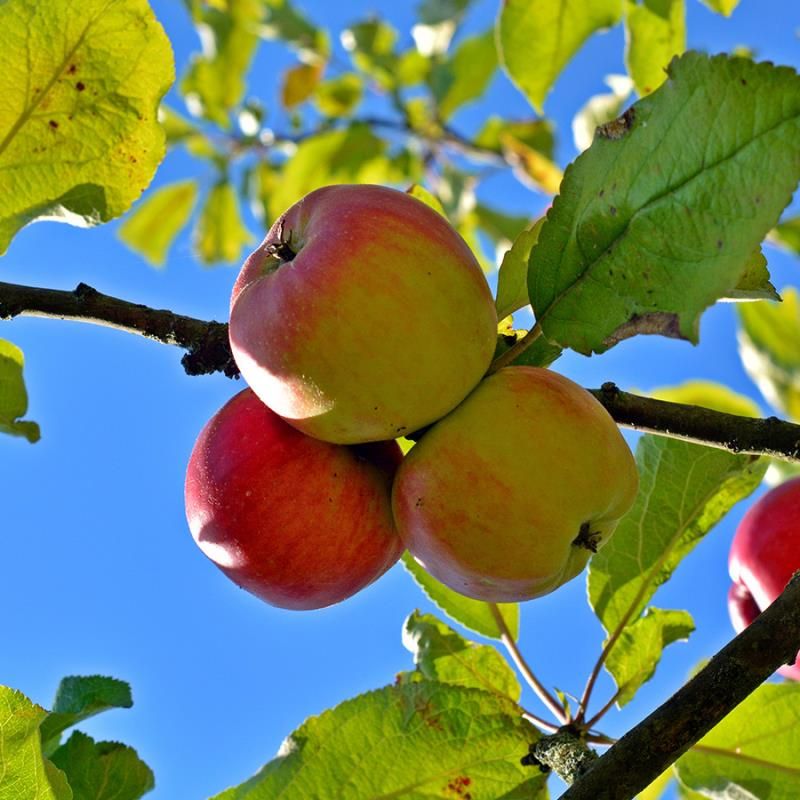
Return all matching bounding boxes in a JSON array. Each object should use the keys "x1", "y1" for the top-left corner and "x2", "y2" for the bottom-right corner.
[
  {"x1": 728, "y1": 476, "x2": 800, "y2": 680},
  {"x1": 184, "y1": 388, "x2": 404, "y2": 610},
  {"x1": 228, "y1": 184, "x2": 498, "y2": 445},
  {"x1": 392, "y1": 367, "x2": 639, "y2": 602}
]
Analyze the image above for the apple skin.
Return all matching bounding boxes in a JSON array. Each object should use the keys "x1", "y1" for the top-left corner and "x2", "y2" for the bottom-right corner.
[
  {"x1": 185, "y1": 388, "x2": 404, "y2": 610},
  {"x1": 392, "y1": 367, "x2": 639, "y2": 602},
  {"x1": 728, "y1": 476, "x2": 800, "y2": 680},
  {"x1": 228, "y1": 184, "x2": 498, "y2": 445}
]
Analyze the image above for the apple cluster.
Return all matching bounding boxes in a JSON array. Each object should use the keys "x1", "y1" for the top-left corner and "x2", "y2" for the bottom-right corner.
[
  {"x1": 728, "y1": 476, "x2": 800, "y2": 680},
  {"x1": 184, "y1": 185, "x2": 639, "y2": 610}
]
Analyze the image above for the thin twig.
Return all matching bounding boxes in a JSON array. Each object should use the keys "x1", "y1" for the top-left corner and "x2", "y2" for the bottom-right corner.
[
  {"x1": 488, "y1": 603, "x2": 567, "y2": 724},
  {"x1": 561, "y1": 572, "x2": 800, "y2": 799},
  {"x1": 583, "y1": 687, "x2": 624, "y2": 731}
]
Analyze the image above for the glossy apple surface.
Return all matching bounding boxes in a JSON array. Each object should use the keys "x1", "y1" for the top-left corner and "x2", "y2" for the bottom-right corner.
[
  {"x1": 728, "y1": 476, "x2": 800, "y2": 680},
  {"x1": 228, "y1": 184, "x2": 498, "y2": 445},
  {"x1": 392, "y1": 367, "x2": 639, "y2": 602},
  {"x1": 185, "y1": 389, "x2": 404, "y2": 610}
]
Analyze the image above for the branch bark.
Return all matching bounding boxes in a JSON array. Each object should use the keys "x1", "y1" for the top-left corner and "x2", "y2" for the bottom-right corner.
[
  {"x1": 0, "y1": 280, "x2": 238, "y2": 377},
  {"x1": 4, "y1": 280, "x2": 800, "y2": 462},
  {"x1": 560, "y1": 572, "x2": 800, "y2": 800}
]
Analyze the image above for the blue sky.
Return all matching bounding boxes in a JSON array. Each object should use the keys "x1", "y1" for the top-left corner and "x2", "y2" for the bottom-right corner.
[{"x1": 2, "y1": 1, "x2": 799, "y2": 798}]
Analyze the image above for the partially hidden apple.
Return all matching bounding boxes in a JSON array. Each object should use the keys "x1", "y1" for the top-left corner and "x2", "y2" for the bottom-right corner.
[
  {"x1": 185, "y1": 388, "x2": 404, "y2": 610},
  {"x1": 392, "y1": 367, "x2": 639, "y2": 602},
  {"x1": 228, "y1": 184, "x2": 498, "y2": 445},
  {"x1": 728, "y1": 476, "x2": 800, "y2": 680}
]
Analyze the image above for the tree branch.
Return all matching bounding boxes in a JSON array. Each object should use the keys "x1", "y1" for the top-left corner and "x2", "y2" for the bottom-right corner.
[
  {"x1": 560, "y1": 572, "x2": 800, "y2": 800},
  {"x1": 0, "y1": 280, "x2": 238, "y2": 378},
  {"x1": 4, "y1": 280, "x2": 800, "y2": 463}
]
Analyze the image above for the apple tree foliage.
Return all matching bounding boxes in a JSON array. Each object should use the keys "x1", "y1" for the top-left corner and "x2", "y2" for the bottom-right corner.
[{"x1": 2, "y1": 0, "x2": 800, "y2": 797}]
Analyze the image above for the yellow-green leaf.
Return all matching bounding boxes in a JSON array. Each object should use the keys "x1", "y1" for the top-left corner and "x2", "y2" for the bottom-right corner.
[
  {"x1": 194, "y1": 181, "x2": 253, "y2": 265},
  {"x1": 625, "y1": 0, "x2": 686, "y2": 96},
  {"x1": 698, "y1": 0, "x2": 740, "y2": 16},
  {"x1": 118, "y1": 180, "x2": 198, "y2": 267},
  {"x1": 313, "y1": 73, "x2": 363, "y2": 117},
  {"x1": 495, "y1": 218, "x2": 543, "y2": 319},
  {"x1": 649, "y1": 380, "x2": 761, "y2": 418},
  {"x1": 0, "y1": 339, "x2": 40, "y2": 443},
  {"x1": 406, "y1": 184, "x2": 448, "y2": 218},
  {"x1": 769, "y1": 215, "x2": 800, "y2": 255},
  {"x1": 281, "y1": 61, "x2": 325, "y2": 109},
  {"x1": 0, "y1": 0, "x2": 174, "y2": 254},
  {"x1": 498, "y1": 0, "x2": 624, "y2": 112}
]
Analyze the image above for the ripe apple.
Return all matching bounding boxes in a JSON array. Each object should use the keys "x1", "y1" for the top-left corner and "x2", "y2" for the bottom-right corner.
[
  {"x1": 184, "y1": 388, "x2": 404, "y2": 610},
  {"x1": 392, "y1": 367, "x2": 639, "y2": 602},
  {"x1": 228, "y1": 184, "x2": 498, "y2": 445},
  {"x1": 728, "y1": 476, "x2": 800, "y2": 680}
]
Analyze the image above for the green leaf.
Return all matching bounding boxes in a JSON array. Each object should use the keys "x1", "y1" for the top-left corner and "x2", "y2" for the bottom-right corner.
[
  {"x1": 588, "y1": 435, "x2": 766, "y2": 647},
  {"x1": 181, "y1": 0, "x2": 261, "y2": 127},
  {"x1": 400, "y1": 612, "x2": 521, "y2": 700},
  {"x1": 418, "y1": 0, "x2": 475, "y2": 25},
  {"x1": 496, "y1": 324, "x2": 564, "y2": 369},
  {"x1": 313, "y1": 73, "x2": 363, "y2": 117},
  {"x1": 737, "y1": 288, "x2": 800, "y2": 419},
  {"x1": 0, "y1": 339, "x2": 40, "y2": 443},
  {"x1": 117, "y1": 181, "x2": 198, "y2": 267},
  {"x1": 49, "y1": 731, "x2": 154, "y2": 800},
  {"x1": 676, "y1": 683, "x2": 800, "y2": 797},
  {"x1": 648, "y1": 379, "x2": 761, "y2": 417},
  {"x1": 194, "y1": 181, "x2": 253, "y2": 265},
  {"x1": 572, "y1": 74, "x2": 634, "y2": 152},
  {"x1": 625, "y1": 0, "x2": 686, "y2": 96},
  {"x1": 474, "y1": 205, "x2": 532, "y2": 248},
  {"x1": 158, "y1": 106, "x2": 220, "y2": 161},
  {"x1": 529, "y1": 53, "x2": 800, "y2": 355},
  {"x1": 266, "y1": 125, "x2": 406, "y2": 222},
  {"x1": 498, "y1": 0, "x2": 624, "y2": 113},
  {"x1": 697, "y1": 0, "x2": 740, "y2": 16},
  {"x1": 402, "y1": 554, "x2": 520, "y2": 641},
  {"x1": 211, "y1": 681, "x2": 544, "y2": 800},
  {"x1": 769, "y1": 215, "x2": 800, "y2": 255},
  {"x1": 260, "y1": 0, "x2": 330, "y2": 61},
  {"x1": 39, "y1": 676, "x2": 133, "y2": 755},
  {"x1": 342, "y1": 19, "x2": 398, "y2": 90},
  {"x1": 0, "y1": 686, "x2": 71, "y2": 800},
  {"x1": 603, "y1": 607, "x2": 694, "y2": 707},
  {"x1": 495, "y1": 219, "x2": 543, "y2": 319},
  {"x1": 0, "y1": 0, "x2": 174, "y2": 255},
  {"x1": 722, "y1": 248, "x2": 779, "y2": 302},
  {"x1": 429, "y1": 30, "x2": 497, "y2": 120},
  {"x1": 498, "y1": 134, "x2": 564, "y2": 195}
]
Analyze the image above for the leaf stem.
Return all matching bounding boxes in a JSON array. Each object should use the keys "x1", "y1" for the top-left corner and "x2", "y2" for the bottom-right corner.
[
  {"x1": 488, "y1": 603, "x2": 567, "y2": 724},
  {"x1": 487, "y1": 323, "x2": 543, "y2": 374}
]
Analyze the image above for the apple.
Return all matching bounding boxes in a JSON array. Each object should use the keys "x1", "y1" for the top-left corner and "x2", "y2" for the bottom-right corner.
[
  {"x1": 728, "y1": 476, "x2": 800, "y2": 680},
  {"x1": 185, "y1": 388, "x2": 404, "y2": 610},
  {"x1": 392, "y1": 367, "x2": 639, "y2": 602},
  {"x1": 228, "y1": 184, "x2": 498, "y2": 445}
]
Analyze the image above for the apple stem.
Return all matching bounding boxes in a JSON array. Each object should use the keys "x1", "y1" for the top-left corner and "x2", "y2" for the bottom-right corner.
[
  {"x1": 488, "y1": 603, "x2": 569, "y2": 724},
  {"x1": 487, "y1": 322, "x2": 544, "y2": 374}
]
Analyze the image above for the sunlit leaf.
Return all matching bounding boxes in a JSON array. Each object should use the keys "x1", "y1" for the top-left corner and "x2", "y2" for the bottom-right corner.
[
  {"x1": 181, "y1": 0, "x2": 261, "y2": 127},
  {"x1": 625, "y1": 0, "x2": 686, "y2": 96},
  {"x1": 406, "y1": 185, "x2": 448, "y2": 218},
  {"x1": 738, "y1": 288, "x2": 800, "y2": 419},
  {"x1": 769, "y1": 215, "x2": 800, "y2": 255},
  {"x1": 721, "y1": 248, "x2": 779, "y2": 302},
  {"x1": 603, "y1": 607, "x2": 694, "y2": 707},
  {"x1": 0, "y1": 0, "x2": 174, "y2": 254},
  {"x1": 314, "y1": 73, "x2": 363, "y2": 117},
  {"x1": 402, "y1": 554, "x2": 520, "y2": 641},
  {"x1": 342, "y1": 19, "x2": 398, "y2": 90},
  {"x1": 429, "y1": 30, "x2": 497, "y2": 120},
  {"x1": 211, "y1": 681, "x2": 545, "y2": 800},
  {"x1": 475, "y1": 117, "x2": 556, "y2": 160},
  {"x1": 676, "y1": 684, "x2": 800, "y2": 797},
  {"x1": 281, "y1": 61, "x2": 324, "y2": 108},
  {"x1": 0, "y1": 339, "x2": 40, "y2": 443},
  {"x1": 498, "y1": 0, "x2": 624, "y2": 112},
  {"x1": 648, "y1": 379, "x2": 761, "y2": 418},
  {"x1": 697, "y1": 0, "x2": 740, "y2": 16},
  {"x1": 118, "y1": 180, "x2": 198, "y2": 267},
  {"x1": 588, "y1": 435, "x2": 765, "y2": 645},
  {"x1": 0, "y1": 687, "x2": 71, "y2": 800},
  {"x1": 400, "y1": 611, "x2": 521, "y2": 700},
  {"x1": 194, "y1": 181, "x2": 253, "y2": 264},
  {"x1": 495, "y1": 219, "x2": 543, "y2": 319},
  {"x1": 529, "y1": 53, "x2": 799, "y2": 355}
]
